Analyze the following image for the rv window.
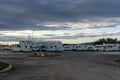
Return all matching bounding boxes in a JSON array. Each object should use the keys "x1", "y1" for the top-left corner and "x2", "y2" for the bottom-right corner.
[
  {"x1": 25, "y1": 46, "x2": 27, "y2": 48},
  {"x1": 17, "y1": 45, "x2": 21, "y2": 48}
]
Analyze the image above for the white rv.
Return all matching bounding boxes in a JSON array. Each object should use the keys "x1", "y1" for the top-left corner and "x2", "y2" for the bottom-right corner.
[
  {"x1": 95, "y1": 44, "x2": 120, "y2": 51},
  {"x1": 63, "y1": 44, "x2": 74, "y2": 51},
  {"x1": 0, "y1": 44, "x2": 11, "y2": 50},
  {"x1": 102, "y1": 44, "x2": 120, "y2": 51}
]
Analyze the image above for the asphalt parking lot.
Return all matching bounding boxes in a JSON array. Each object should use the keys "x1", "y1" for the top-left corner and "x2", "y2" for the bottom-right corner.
[{"x1": 0, "y1": 51, "x2": 120, "y2": 80}]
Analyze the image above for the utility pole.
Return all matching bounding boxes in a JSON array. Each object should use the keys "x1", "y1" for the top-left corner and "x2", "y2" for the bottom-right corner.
[
  {"x1": 28, "y1": 34, "x2": 31, "y2": 41},
  {"x1": 31, "y1": 26, "x2": 35, "y2": 51},
  {"x1": 32, "y1": 26, "x2": 35, "y2": 41}
]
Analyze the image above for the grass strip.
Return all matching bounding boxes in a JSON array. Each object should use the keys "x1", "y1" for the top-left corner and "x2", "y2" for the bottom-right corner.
[{"x1": 0, "y1": 62, "x2": 9, "y2": 71}]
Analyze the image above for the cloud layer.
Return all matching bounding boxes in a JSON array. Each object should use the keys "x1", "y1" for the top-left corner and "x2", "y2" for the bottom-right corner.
[
  {"x1": 0, "y1": 0, "x2": 120, "y2": 30},
  {"x1": 0, "y1": 0, "x2": 120, "y2": 42}
]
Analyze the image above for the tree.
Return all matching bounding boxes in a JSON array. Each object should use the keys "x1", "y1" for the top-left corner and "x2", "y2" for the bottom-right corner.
[{"x1": 93, "y1": 38, "x2": 119, "y2": 45}]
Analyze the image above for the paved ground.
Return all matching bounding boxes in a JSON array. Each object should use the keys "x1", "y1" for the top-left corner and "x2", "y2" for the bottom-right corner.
[{"x1": 0, "y1": 51, "x2": 120, "y2": 80}]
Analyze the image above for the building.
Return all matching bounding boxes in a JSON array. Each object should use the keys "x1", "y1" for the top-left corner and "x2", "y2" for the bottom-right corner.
[
  {"x1": 11, "y1": 41, "x2": 32, "y2": 51},
  {"x1": 11, "y1": 40, "x2": 63, "y2": 51}
]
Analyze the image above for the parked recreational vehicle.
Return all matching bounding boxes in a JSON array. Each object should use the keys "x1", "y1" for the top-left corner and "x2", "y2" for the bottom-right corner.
[
  {"x1": 73, "y1": 44, "x2": 87, "y2": 50},
  {"x1": 95, "y1": 44, "x2": 120, "y2": 51},
  {"x1": 63, "y1": 44, "x2": 95, "y2": 51},
  {"x1": 0, "y1": 44, "x2": 11, "y2": 50},
  {"x1": 63, "y1": 44, "x2": 74, "y2": 51},
  {"x1": 102, "y1": 44, "x2": 120, "y2": 51},
  {"x1": 44, "y1": 41, "x2": 63, "y2": 51},
  {"x1": 95, "y1": 45, "x2": 104, "y2": 51}
]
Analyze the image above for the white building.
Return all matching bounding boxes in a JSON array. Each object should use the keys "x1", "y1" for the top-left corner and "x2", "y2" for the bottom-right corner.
[
  {"x1": 11, "y1": 41, "x2": 63, "y2": 51},
  {"x1": 11, "y1": 41, "x2": 32, "y2": 51}
]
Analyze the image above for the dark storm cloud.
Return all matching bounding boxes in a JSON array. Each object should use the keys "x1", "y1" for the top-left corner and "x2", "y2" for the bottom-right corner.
[
  {"x1": 0, "y1": 0, "x2": 120, "y2": 30},
  {"x1": 86, "y1": 24, "x2": 118, "y2": 29},
  {"x1": 0, "y1": 35, "x2": 50, "y2": 41},
  {"x1": 0, "y1": 24, "x2": 70, "y2": 31},
  {"x1": 0, "y1": 36, "x2": 25, "y2": 41}
]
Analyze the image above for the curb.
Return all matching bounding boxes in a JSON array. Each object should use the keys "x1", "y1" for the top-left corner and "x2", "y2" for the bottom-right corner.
[{"x1": 0, "y1": 64, "x2": 12, "y2": 73}]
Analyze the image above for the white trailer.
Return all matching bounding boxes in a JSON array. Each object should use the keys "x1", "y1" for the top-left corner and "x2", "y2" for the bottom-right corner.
[
  {"x1": 102, "y1": 44, "x2": 120, "y2": 51},
  {"x1": 95, "y1": 44, "x2": 120, "y2": 51},
  {"x1": 63, "y1": 44, "x2": 74, "y2": 51}
]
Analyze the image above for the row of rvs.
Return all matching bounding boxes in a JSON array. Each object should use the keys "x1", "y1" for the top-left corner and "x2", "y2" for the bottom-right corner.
[
  {"x1": 63, "y1": 44, "x2": 120, "y2": 51},
  {"x1": 0, "y1": 41, "x2": 120, "y2": 51}
]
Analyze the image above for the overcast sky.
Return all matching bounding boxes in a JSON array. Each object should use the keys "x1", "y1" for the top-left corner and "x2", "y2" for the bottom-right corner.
[{"x1": 0, "y1": 0, "x2": 120, "y2": 43}]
